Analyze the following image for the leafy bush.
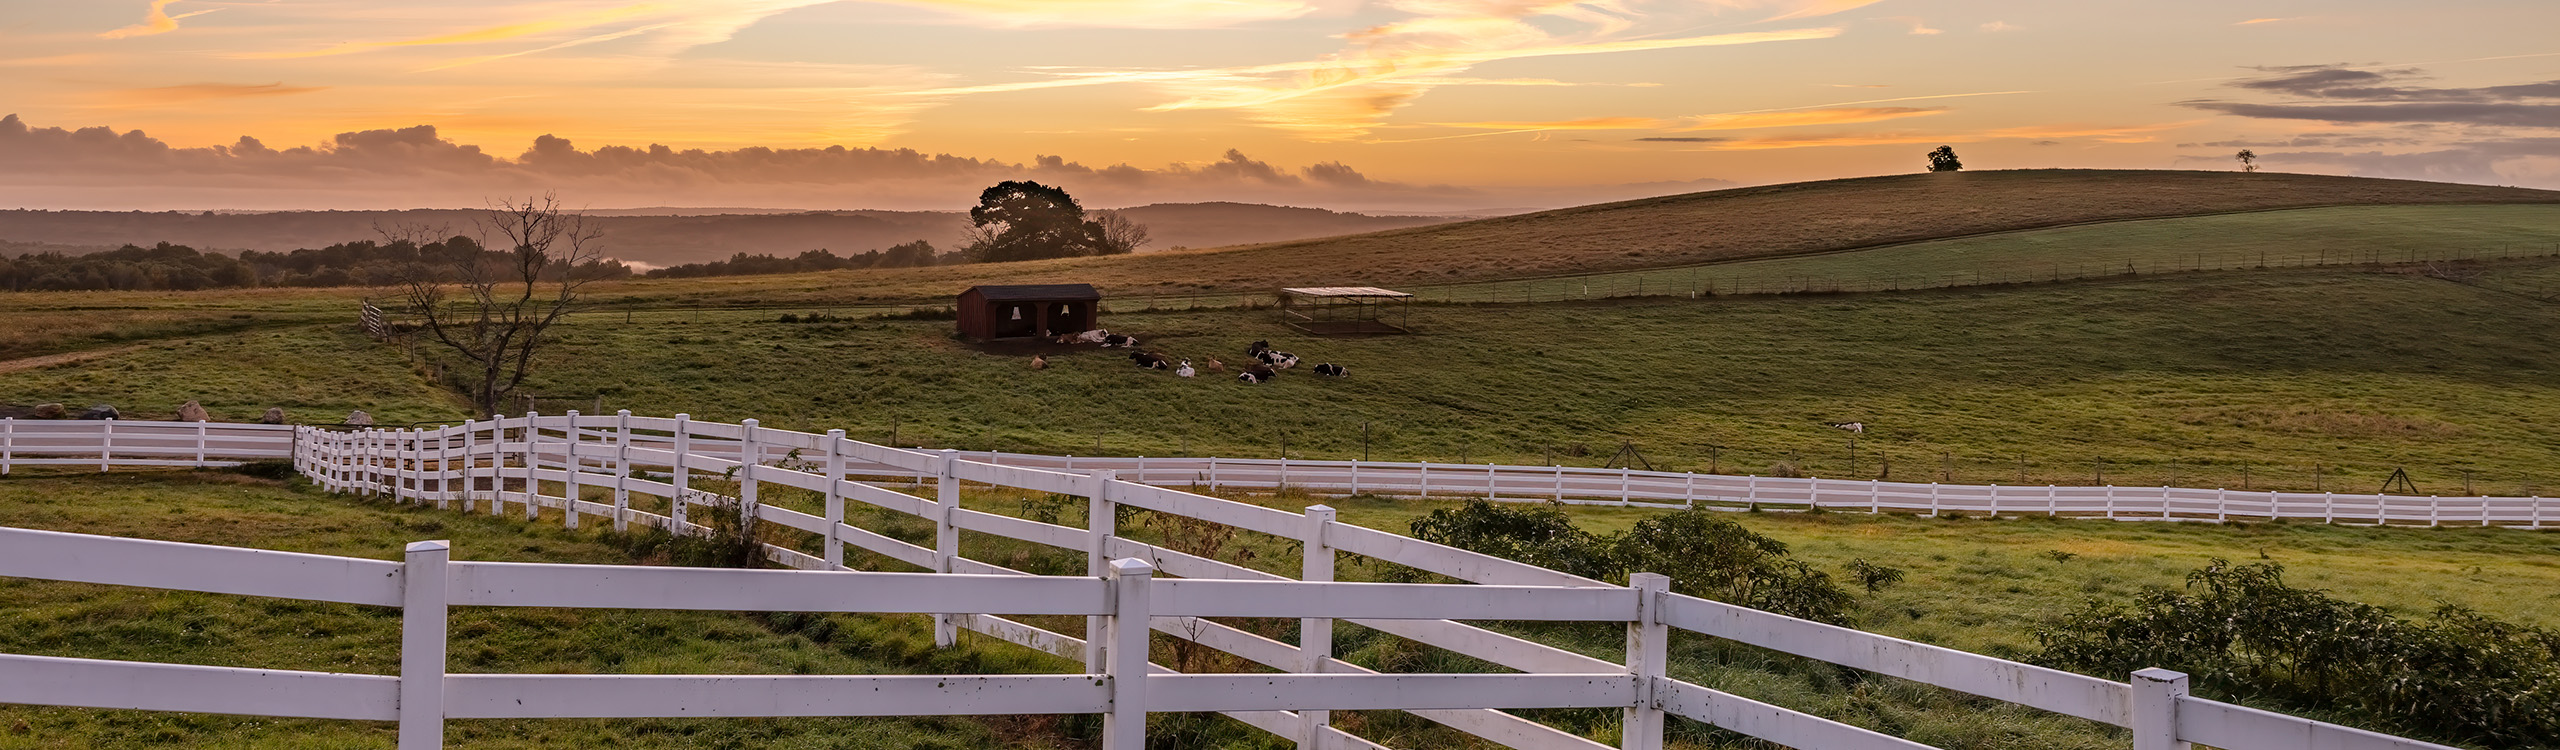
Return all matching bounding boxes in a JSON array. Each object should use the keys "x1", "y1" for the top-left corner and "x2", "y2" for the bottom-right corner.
[
  {"x1": 1844, "y1": 558, "x2": 1906, "y2": 592},
  {"x1": 1409, "y1": 500, "x2": 1620, "y2": 582},
  {"x1": 2032, "y1": 559, "x2": 2560, "y2": 747},
  {"x1": 1409, "y1": 500, "x2": 1861, "y2": 624}
]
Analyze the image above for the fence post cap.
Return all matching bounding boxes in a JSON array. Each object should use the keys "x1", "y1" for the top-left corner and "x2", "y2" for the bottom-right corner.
[
  {"x1": 1107, "y1": 558, "x2": 1154, "y2": 577},
  {"x1": 826, "y1": 428, "x2": 845, "y2": 437},
  {"x1": 1628, "y1": 572, "x2": 1670, "y2": 590},
  {"x1": 675, "y1": 413, "x2": 690, "y2": 420},
  {"x1": 616, "y1": 409, "x2": 632, "y2": 417},
  {"x1": 2131, "y1": 667, "x2": 2189, "y2": 683},
  {"x1": 741, "y1": 418, "x2": 759, "y2": 426},
  {"x1": 405, "y1": 539, "x2": 452, "y2": 554}
]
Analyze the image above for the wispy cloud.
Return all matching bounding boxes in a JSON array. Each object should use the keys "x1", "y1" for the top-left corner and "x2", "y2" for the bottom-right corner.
[
  {"x1": 99, "y1": 0, "x2": 220, "y2": 40},
  {"x1": 1876, "y1": 17, "x2": 1943, "y2": 35},
  {"x1": 1979, "y1": 21, "x2": 2021, "y2": 32},
  {"x1": 1675, "y1": 106, "x2": 1946, "y2": 130},
  {"x1": 105, "y1": 82, "x2": 329, "y2": 107},
  {"x1": 2235, "y1": 17, "x2": 2294, "y2": 25}
]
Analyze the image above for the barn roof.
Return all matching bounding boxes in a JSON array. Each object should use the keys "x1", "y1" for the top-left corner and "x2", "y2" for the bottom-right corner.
[
  {"x1": 1280, "y1": 286, "x2": 1413, "y2": 299},
  {"x1": 965, "y1": 284, "x2": 1102, "y2": 301}
]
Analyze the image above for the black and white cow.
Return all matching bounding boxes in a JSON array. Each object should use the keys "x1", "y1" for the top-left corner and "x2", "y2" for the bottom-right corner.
[
  {"x1": 1102, "y1": 333, "x2": 1139, "y2": 348},
  {"x1": 1237, "y1": 363, "x2": 1278, "y2": 384},
  {"x1": 1254, "y1": 349, "x2": 1300, "y2": 369},
  {"x1": 1312, "y1": 363, "x2": 1347, "y2": 378},
  {"x1": 1129, "y1": 351, "x2": 1171, "y2": 370}
]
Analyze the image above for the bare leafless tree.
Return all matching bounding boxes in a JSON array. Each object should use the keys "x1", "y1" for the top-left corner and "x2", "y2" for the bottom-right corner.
[
  {"x1": 1094, "y1": 209, "x2": 1152, "y2": 254},
  {"x1": 395, "y1": 194, "x2": 607, "y2": 416}
]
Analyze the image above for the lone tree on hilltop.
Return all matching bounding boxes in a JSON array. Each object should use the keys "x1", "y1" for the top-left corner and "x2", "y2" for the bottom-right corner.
[
  {"x1": 964, "y1": 181, "x2": 1142, "y2": 262},
  {"x1": 392, "y1": 194, "x2": 612, "y2": 416},
  {"x1": 1926, "y1": 145, "x2": 1964, "y2": 172},
  {"x1": 2235, "y1": 149, "x2": 2259, "y2": 172}
]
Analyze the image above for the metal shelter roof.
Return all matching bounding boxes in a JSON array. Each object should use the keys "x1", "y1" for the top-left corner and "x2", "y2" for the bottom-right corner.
[
  {"x1": 964, "y1": 284, "x2": 1102, "y2": 302},
  {"x1": 1279, "y1": 286, "x2": 1413, "y2": 299}
]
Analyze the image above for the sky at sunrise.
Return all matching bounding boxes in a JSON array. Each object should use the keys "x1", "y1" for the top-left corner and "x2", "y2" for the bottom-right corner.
[{"x1": 2, "y1": 0, "x2": 2557, "y2": 212}]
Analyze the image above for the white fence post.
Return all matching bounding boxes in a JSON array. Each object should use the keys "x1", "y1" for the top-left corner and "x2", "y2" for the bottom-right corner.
[
  {"x1": 562, "y1": 411, "x2": 581, "y2": 530},
  {"x1": 1085, "y1": 470, "x2": 1119, "y2": 671},
  {"x1": 1104, "y1": 558, "x2": 1154, "y2": 750},
  {"x1": 194, "y1": 420, "x2": 207, "y2": 467},
  {"x1": 671, "y1": 414, "x2": 691, "y2": 532},
  {"x1": 934, "y1": 449, "x2": 961, "y2": 648},
  {"x1": 1298, "y1": 504, "x2": 1338, "y2": 747},
  {"x1": 738, "y1": 418, "x2": 761, "y2": 531},
  {"x1": 823, "y1": 429, "x2": 845, "y2": 568},
  {"x1": 2131, "y1": 668, "x2": 2190, "y2": 750},
  {"x1": 614, "y1": 411, "x2": 633, "y2": 532},
  {"x1": 522, "y1": 412, "x2": 541, "y2": 521},
  {"x1": 399, "y1": 540, "x2": 451, "y2": 750},
  {"x1": 1624, "y1": 572, "x2": 1669, "y2": 750},
  {"x1": 5, "y1": 417, "x2": 15, "y2": 476},
  {"x1": 100, "y1": 418, "x2": 112, "y2": 473}
]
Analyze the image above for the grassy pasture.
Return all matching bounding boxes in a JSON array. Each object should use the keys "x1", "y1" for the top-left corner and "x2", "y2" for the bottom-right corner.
[
  {"x1": 8, "y1": 261, "x2": 2560, "y2": 491},
  {"x1": 1411, "y1": 204, "x2": 2560, "y2": 302}
]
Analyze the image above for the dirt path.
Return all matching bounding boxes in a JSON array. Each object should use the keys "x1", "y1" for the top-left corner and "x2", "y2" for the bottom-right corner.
[{"x1": 0, "y1": 344, "x2": 148, "y2": 376}]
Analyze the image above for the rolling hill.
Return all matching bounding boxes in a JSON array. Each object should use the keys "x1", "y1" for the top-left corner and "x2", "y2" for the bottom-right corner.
[{"x1": 583, "y1": 169, "x2": 2560, "y2": 303}]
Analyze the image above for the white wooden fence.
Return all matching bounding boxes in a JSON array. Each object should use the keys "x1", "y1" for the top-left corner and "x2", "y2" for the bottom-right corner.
[{"x1": 0, "y1": 414, "x2": 2474, "y2": 750}]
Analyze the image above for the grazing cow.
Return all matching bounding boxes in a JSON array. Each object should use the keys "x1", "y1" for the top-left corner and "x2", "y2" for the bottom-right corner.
[
  {"x1": 1129, "y1": 351, "x2": 1171, "y2": 370},
  {"x1": 1827, "y1": 422, "x2": 1865, "y2": 434},
  {"x1": 1237, "y1": 363, "x2": 1278, "y2": 384},
  {"x1": 1205, "y1": 358, "x2": 1226, "y2": 373},
  {"x1": 1313, "y1": 363, "x2": 1346, "y2": 378},
  {"x1": 1030, "y1": 354, "x2": 1048, "y2": 370},
  {"x1": 1102, "y1": 333, "x2": 1139, "y2": 348},
  {"x1": 1255, "y1": 350, "x2": 1300, "y2": 369},
  {"x1": 1175, "y1": 360, "x2": 1196, "y2": 378}
]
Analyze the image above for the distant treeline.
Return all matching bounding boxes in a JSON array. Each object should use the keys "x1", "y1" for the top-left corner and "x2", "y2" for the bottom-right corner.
[
  {"x1": 642, "y1": 241, "x2": 960, "y2": 278},
  {"x1": 0, "y1": 237, "x2": 635, "y2": 292}
]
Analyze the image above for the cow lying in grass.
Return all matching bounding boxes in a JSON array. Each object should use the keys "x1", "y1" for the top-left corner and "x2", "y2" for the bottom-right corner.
[
  {"x1": 1313, "y1": 363, "x2": 1346, "y2": 378},
  {"x1": 1129, "y1": 351, "x2": 1171, "y2": 370},
  {"x1": 1237, "y1": 363, "x2": 1278, "y2": 384}
]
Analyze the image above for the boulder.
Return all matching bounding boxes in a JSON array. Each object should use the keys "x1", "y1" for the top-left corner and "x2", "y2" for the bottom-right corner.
[
  {"x1": 29, "y1": 403, "x2": 65, "y2": 419},
  {"x1": 176, "y1": 400, "x2": 210, "y2": 422},
  {"x1": 78, "y1": 404, "x2": 119, "y2": 420},
  {"x1": 344, "y1": 409, "x2": 373, "y2": 426},
  {"x1": 260, "y1": 407, "x2": 286, "y2": 424}
]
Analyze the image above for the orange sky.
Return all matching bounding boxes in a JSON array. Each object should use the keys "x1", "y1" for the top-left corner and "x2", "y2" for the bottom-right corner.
[{"x1": 2, "y1": 0, "x2": 2557, "y2": 211}]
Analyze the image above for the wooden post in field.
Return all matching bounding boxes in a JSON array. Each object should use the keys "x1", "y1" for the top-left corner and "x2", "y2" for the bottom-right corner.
[
  {"x1": 562, "y1": 411, "x2": 581, "y2": 530},
  {"x1": 823, "y1": 429, "x2": 845, "y2": 568},
  {"x1": 1104, "y1": 558, "x2": 1153, "y2": 750},
  {"x1": 739, "y1": 419, "x2": 762, "y2": 531},
  {"x1": 934, "y1": 449, "x2": 961, "y2": 648},
  {"x1": 1624, "y1": 572, "x2": 1670, "y2": 750},
  {"x1": 399, "y1": 540, "x2": 451, "y2": 750},
  {"x1": 1085, "y1": 470, "x2": 1118, "y2": 671},
  {"x1": 2131, "y1": 668, "x2": 2190, "y2": 750},
  {"x1": 671, "y1": 414, "x2": 691, "y2": 532},
  {"x1": 614, "y1": 411, "x2": 633, "y2": 531},
  {"x1": 1298, "y1": 504, "x2": 1337, "y2": 747}
]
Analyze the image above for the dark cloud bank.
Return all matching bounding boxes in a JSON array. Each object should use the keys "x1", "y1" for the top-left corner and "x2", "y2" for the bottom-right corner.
[{"x1": 2181, "y1": 65, "x2": 2560, "y2": 185}]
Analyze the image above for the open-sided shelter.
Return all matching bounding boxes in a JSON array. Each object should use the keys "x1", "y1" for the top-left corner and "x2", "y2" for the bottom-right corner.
[
  {"x1": 957, "y1": 284, "x2": 1102, "y2": 340},
  {"x1": 1278, "y1": 286, "x2": 1413, "y2": 335}
]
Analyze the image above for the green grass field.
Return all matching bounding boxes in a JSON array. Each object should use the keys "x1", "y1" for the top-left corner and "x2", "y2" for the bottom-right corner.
[{"x1": 9, "y1": 259, "x2": 2560, "y2": 492}]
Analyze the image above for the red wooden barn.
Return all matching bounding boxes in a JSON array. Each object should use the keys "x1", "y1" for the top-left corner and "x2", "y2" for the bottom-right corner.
[{"x1": 956, "y1": 284, "x2": 1102, "y2": 341}]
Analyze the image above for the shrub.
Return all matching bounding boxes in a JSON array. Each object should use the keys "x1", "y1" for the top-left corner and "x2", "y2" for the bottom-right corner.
[
  {"x1": 1408, "y1": 500, "x2": 1861, "y2": 624},
  {"x1": 1844, "y1": 558, "x2": 1906, "y2": 592},
  {"x1": 227, "y1": 459, "x2": 299, "y2": 481},
  {"x1": 2032, "y1": 559, "x2": 2560, "y2": 747}
]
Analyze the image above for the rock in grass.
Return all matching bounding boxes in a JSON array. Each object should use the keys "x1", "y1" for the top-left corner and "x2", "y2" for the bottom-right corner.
[
  {"x1": 29, "y1": 403, "x2": 65, "y2": 419},
  {"x1": 79, "y1": 404, "x2": 119, "y2": 420},
  {"x1": 344, "y1": 409, "x2": 373, "y2": 426},
  {"x1": 176, "y1": 400, "x2": 210, "y2": 422},
  {"x1": 260, "y1": 407, "x2": 286, "y2": 424}
]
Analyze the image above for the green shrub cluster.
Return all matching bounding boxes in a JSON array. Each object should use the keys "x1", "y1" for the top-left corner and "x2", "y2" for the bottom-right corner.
[
  {"x1": 1408, "y1": 500, "x2": 1879, "y2": 624},
  {"x1": 2033, "y1": 559, "x2": 2560, "y2": 747}
]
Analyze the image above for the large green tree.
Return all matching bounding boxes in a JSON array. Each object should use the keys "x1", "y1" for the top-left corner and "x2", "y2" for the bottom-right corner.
[
  {"x1": 965, "y1": 181, "x2": 1133, "y2": 262},
  {"x1": 1926, "y1": 145, "x2": 1964, "y2": 172}
]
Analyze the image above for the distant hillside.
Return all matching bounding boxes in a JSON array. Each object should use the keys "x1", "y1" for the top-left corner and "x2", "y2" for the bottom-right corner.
[
  {"x1": 1109, "y1": 202, "x2": 1456, "y2": 250},
  {"x1": 0, "y1": 202, "x2": 1463, "y2": 268},
  {"x1": 599, "y1": 170, "x2": 2560, "y2": 301}
]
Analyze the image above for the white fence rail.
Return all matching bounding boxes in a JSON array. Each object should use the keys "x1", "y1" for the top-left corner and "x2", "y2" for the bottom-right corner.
[{"x1": 0, "y1": 416, "x2": 2483, "y2": 750}]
